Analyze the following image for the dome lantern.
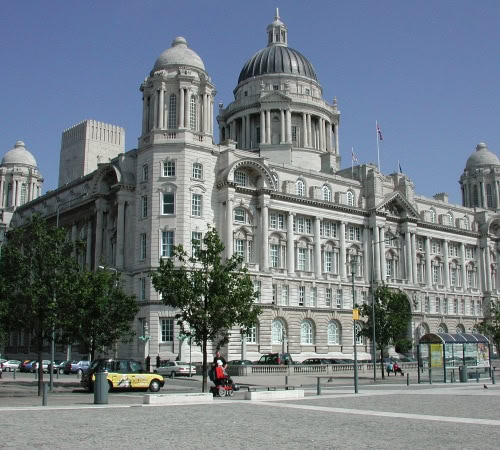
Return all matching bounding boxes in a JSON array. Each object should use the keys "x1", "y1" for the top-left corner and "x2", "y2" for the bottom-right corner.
[{"x1": 266, "y1": 8, "x2": 287, "y2": 47}]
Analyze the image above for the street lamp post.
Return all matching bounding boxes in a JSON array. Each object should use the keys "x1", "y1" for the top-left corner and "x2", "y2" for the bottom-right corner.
[{"x1": 351, "y1": 254, "x2": 359, "y2": 394}]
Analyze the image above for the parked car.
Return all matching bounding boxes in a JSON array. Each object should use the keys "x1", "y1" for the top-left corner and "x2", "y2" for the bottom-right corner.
[
  {"x1": 63, "y1": 360, "x2": 90, "y2": 375},
  {"x1": 302, "y1": 358, "x2": 329, "y2": 365},
  {"x1": 155, "y1": 361, "x2": 196, "y2": 378},
  {"x1": 228, "y1": 359, "x2": 254, "y2": 366},
  {"x1": 20, "y1": 360, "x2": 36, "y2": 372},
  {"x1": 31, "y1": 360, "x2": 58, "y2": 373},
  {"x1": 2, "y1": 360, "x2": 22, "y2": 371},
  {"x1": 54, "y1": 360, "x2": 69, "y2": 374},
  {"x1": 257, "y1": 353, "x2": 294, "y2": 365},
  {"x1": 82, "y1": 358, "x2": 164, "y2": 392}
]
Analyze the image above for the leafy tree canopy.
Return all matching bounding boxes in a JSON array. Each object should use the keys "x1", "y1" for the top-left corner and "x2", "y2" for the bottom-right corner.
[{"x1": 478, "y1": 301, "x2": 500, "y2": 356}]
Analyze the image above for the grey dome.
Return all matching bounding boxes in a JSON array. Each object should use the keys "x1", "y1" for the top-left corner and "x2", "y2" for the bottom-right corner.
[
  {"x1": 465, "y1": 142, "x2": 499, "y2": 170},
  {"x1": 153, "y1": 37, "x2": 205, "y2": 72},
  {"x1": 1, "y1": 141, "x2": 37, "y2": 167},
  {"x1": 238, "y1": 45, "x2": 318, "y2": 84}
]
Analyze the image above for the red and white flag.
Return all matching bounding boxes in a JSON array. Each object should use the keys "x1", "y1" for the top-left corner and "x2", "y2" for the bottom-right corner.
[{"x1": 377, "y1": 123, "x2": 384, "y2": 141}]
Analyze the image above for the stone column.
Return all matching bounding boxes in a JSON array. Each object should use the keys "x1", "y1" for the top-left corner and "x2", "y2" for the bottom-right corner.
[
  {"x1": 246, "y1": 114, "x2": 251, "y2": 149},
  {"x1": 241, "y1": 117, "x2": 246, "y2": 149},
  {"x1": 260, "y1": 110, "x2": 266, "y2": 145},
  {"x1": 266, "y1": 110, "x2": 271, "y2": 144},
  {"x1": 302, "y1": 113, "x2": 308, "y2": 147},
  {"x1": 158, "y1": 88, "x2": 164, "y2": 129},
  {"x1": 339, "y1": 221, "x2": 347, "y2": 280},
  {"x1": 86, "y1": 219, "x2": 93, "y2": 268},
  {"x1": 443, "y1": 240, "x2": 450, "y2": 289},
  {"x1": 287, "y1": 211, "x2": 295, "y2": 275},
  {"x1": 151, "y1": 92, "x2": 157, "y2": 129},
  {"x1": 280, "y1": 109, "x2": 285, "y2": 143},
  {"x1": 210, "y1": 97, "x2": 214, "y2": 135},
  {"x1": 307, "y1": 114, "x2": 312, "y2": 147},
  {"x1": 481, "y1": 182, "x2": 487, "y2": 208},
  {"x1": 261, "y1": 203, "x2": 269, "y2": 271},
  {"x1": 179, "y1": 88, "x2": 185, "y2": 128},
  {"x1": 319, "y1": 118, "x2": 324, "y2": 150},
  {"x1": 185, "y1": 89, "x2": 191, "y2": 129},
  {"x1": 286, "y1": 109, "x2": 292, "y2": 143},
  {"x1": 226, "y1": 197, "x2": 233, "y2": 259},
  {"x1": 94, "y1": 201, "x2": 104, "y2": 268},
  {"x1": 379, "y1": 227, "x2": 386, "y2": 281},
  {"x1": 485, "y1": 244, "x2": 492, "y2": 292},
  {"x1": 71, "y1": 223, "x2": 78, "y2": 258},
  {"x1": 373, "y1": 226, "x2": 381, "y2": 282},
  {"x1": 334, "y1": 122, "x2": 340, "y2": 154},
  {"x1": 405, "y1": 231, "x2": 412, "y2": 283},
  {"x1": 314, "y1": 217, "x2": 322, "y2": 278},
  {"x1": 460, "y1": 242, "x2": 467, "y2": 289},
  {"x1": 425, "y1": 237, "x2": 432, "y2": 287},
  {"x1": 230, "y1": 121, "x2": 236, "y2": 141},
  {"x1": 326, "y1": 121, "x2": 332, "y2": 151},
  {"x1": 201, "y1": 94, "x2": 207, "y2": 133},
  {"x1": 116, "y1": 197, "x2": 126, "y2": 269},
  {"x1": 142, "y1": 95, "x2": 148, "y2": 134},
  {"x1": 411, "y1": 232, "x2": 417, "y2": 284},
  {"x1": 363, "y1": 226, "x2": 369, "y2": 281}
]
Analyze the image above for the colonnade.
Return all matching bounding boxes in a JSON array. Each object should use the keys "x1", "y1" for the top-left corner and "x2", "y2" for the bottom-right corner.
[
  {"x1": 462, "y1": 179, "x2": 500, "y2": 209},
  {"x1": 0, "y1": 177, "x2": 41, "y2": 208}
]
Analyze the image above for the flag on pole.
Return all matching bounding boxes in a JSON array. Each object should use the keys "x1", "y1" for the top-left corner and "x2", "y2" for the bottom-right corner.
[
  {"x1": 351, "y1": 148, "x2": 359, "y2": 164},
  {"x1": 377, "y1": 123, "x2": 383, "y2": 141},
  {"x1": 398, "y1": 161, "x2": 403, "y2": 173}
]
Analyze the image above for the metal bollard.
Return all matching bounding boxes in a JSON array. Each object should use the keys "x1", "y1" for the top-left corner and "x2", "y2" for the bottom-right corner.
[
  {"x1": 285, "y1": 375, "x2": 288, "y2": 388},
  {"x1": 317, "y1": 377, "x2": 321, "y2": 395},
  {"x1": 35, "y1": 370, "x2": 37, "y2": 380},
  {"x1": 13, "y1": 369, "x2": 16, "y2": 380},
  {"x1": 492, "y1": 369, "x2": 496, "y2": 385},
  {"x1": 42, "y1": 382, "x2": 48, "y2": 406},
  {"x1": 56, "y1": 369, "x2": 59, "y2": 379},
  {"x1": 406, "y1": 373, "x2": 409, "y2": 386},
  {"x1": 94, "y1": 372, "x2": 109, "y2": 405},
  {"x1": 476, "y1": 370, "x2": 479, "y2": 383},
  {"x1": 429, "y1": 368, "x2": 432, "y2": 384}
]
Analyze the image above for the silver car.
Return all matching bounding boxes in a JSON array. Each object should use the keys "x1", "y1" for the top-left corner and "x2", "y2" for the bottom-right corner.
[{"x1": 154, "y1": 361, "x2": 196, "y2": 378}]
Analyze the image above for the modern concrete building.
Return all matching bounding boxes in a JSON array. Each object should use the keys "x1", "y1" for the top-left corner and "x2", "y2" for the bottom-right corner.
[{"x1": 3, "y1": 12, "x2": 499, "y2": 362}]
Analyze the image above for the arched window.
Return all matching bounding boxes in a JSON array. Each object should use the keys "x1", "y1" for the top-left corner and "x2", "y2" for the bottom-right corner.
[
  {"x1": 296, "y1": 179, "x2": 305, "y2": 196},
  {"x1": 347, "y1": 191, "x2": 355, "y2": 207},
  {"x1": 429, "y1": 209, "x2": 436, "y2": 223},
  {"x1": 437, "y1": 323, "x2": 448, "y2": 333},
  {"x1": 168, "y1": 94, "x2": 177, "y2": 129},
  {"x1": 189, "y1": 96, "x2": 196, "y2": 130},
  {"x1": 456, "y1": 324, "x2": 465, "y2": 334},
  {"x1": 473, "y1": 185, "x2": 479, "y2": 207},
  {"x1": 300, "y1": 320, "x2": 314, "y2": 344},
  {"x1": 271, "y1": 319, "x2": 286, "y2": 344},
  {"x1": 327, "y1": 321, "x2": 340, "y2": 345},
  {"x1": 271, "y1": 172, "x2": 279, "y2": 190},
  {"x1": 192, "y1": 163, "x2": 203, "y2": 180},
  {"x1": 322, "y1": 185, "x2": 332, "y2": 202}
]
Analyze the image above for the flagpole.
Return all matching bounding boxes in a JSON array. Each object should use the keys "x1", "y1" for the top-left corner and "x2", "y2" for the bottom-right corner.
[
  {"x1": 376, "y1": 121, "x2": 381, "y2": 172},
  {"x1": 351, "y1": 146, "x2": 354, "y2": 179}
]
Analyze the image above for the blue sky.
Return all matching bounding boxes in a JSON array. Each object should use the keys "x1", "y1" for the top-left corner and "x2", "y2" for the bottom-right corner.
[{"x1": 1, "y1": 0, "x2": 499, "y2": 204}]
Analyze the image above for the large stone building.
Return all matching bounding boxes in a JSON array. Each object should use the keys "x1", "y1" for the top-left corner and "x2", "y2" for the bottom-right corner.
[{"x1": 2, "y1": 12, "x2": 499, "y2": 362}]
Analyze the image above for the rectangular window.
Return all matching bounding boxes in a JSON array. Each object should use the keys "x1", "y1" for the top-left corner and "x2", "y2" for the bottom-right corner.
[
  {"x1": 234, "y1": 207, "x2": 246, "y2": 223},
  {"x1": 325, "y1": 251, "x2": 332, "y2": 272},
  {"x1": 297, "y1": 217, "x2": 305, "y2": 233},
  {"x1": 326, "y1": 288, "x2": 332, "y2": 307},
  {"x1": 139, "y1": 277, "x2": 146, "y2": 301},
  {"x1": 142, "y1": 164, "x2": 148, "y2": 182},
  {"x1": 141, "y1": 195, "x2": 148, "y2": 219},
  {"x1": 436, "y1": 298, "x2": 441, "y2": 313},
  {"x1": 417, "y1": 237, "x2": 424, "y2": 251},
  {"x1": 281, "y1": 285, "x2": 289, "y2": 306},
  {"x1": 336, "y1": 289, "x2": 343, "y2": 309},
  {"x1": 253, "y1": 281, "x2": 261, "y2": 302},
  {"x1": 192, "y1": 231, "x2": 202, "y2": 257},
  {"x1": 298, "y1": 248, "x2": 306, "y2": 271},
  {"x1": 425, "y1": 296, "x2": 430, "y2": 313},
  {"x1": 272, "y1": 284, "x2": 277, "y2": 304},
  {"x1": 235, "y1": 239, "x2": 245, "y2": 259},
  {"x1": 305, "y1": 218, "x2": 312, "y2": 234},
  {"x1": 278, "y1": 213, "x2": 284, "y2": 230},
  {"x1": 162, "y1": 192, "x2": 175, "y2": 215},
  {"x1": 256, "y1": 127, "x2": 261, "y2": 144},
  {"x1": 270, "y1": 244, "x2": 279, "y2": 268},
  {"x1": 163, "y1": 160, "x2": 176, "y2": 177},
  {"x1": 270, "y1": 213, "x2": 277, "y2": 229},
  {"x1": 140, "y1": 233, "x2": 147, "y2": 260},
  {"x1": 191, "y1": 193, "x2": 202, "y2": 217},
  {"x1": 192, "y1": 163, "x2": 203, "y2": 180},
  {"x1": 246, "y1": 325, "x2": 256, "y2": 344},
  {"x1": 348, "y1": 226, "x2": 360, "y2": 241},
  {"x1": 454, "y1": 299, "x2": 458, "y2": 314},
  {"x1": 299, "y1": 286, "x2": 305, "y2": 306},
  {"x1": 461, "y1": 299, "x2": 465, "y2": 315},
  {"x1": 161, "y1": 231, "x2": 174, "y2": 257},
  {"x1": 160, "y1": 318, "x2": 174, "y2": 342},
  {"x1": 432, "y1": 265, "x2": 439, "y2": 284},
  {"x1": 292, "y1": 126, "x2": 297, "y2": 143},
  {"x1": 234, "y1": 170, "x2": 247, "y2": 186},
  {"x1": 310, "y1": 287, "x2": 317, "y2": 307}
]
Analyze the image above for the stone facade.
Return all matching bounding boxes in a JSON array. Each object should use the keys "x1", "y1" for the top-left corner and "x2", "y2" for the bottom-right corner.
[{"x1": 2, "y1": 12, "x2": 499, "y2": 362}]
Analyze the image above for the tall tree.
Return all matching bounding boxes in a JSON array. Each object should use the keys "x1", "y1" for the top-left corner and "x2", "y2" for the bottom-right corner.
[
  {"x1": 478, "y1": 301, "x2": 500, "y2": 358},
  {"x1": 150, "y1": 226, "x2": 262, "y2": 392},
  {"x1": 359, "y1": 283, "x2": 412, "y2": 379},
  {"x1": 0, "y1": 215, "x2": 79, "y2": 394},
  {"x1": 61, "y1": 267, "x2": 139, "y2": 360}
]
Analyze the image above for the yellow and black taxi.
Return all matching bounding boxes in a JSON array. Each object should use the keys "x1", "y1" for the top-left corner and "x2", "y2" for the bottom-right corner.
[{"x1": 82, "y1": 359, "x2": 165, "y2": 392}]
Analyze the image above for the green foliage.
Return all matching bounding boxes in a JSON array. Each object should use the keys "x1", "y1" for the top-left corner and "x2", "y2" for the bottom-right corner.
[
  {"x1": 61, "y1": 267, "x2": 139, "y2": 360},
  {"x1": 150, "y1": 226, "x2": 262, "y2": 391},
  {"x1": 477, "y1": 301, "x2": 500, "y2": 355},
  {"x1": 359, "y1": 283, "x2": 412, "y2": 377}
]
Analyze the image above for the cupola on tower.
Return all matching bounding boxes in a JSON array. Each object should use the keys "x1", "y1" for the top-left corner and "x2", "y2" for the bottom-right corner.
[{"x1": 218, "y1": 10, "x2": 341, "y2": 173}]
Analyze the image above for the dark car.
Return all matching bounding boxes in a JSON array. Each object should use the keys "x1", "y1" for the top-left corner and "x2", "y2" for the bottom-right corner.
[
  {"x1": 302, "y1": 358, "x2": 329, "y2": 365},
  {"x1": 257, "y1": 353, "x2": 294, "y2": 365},
  {"x1": 228, "y1": 359, "x2": 254, "y2": 366}
]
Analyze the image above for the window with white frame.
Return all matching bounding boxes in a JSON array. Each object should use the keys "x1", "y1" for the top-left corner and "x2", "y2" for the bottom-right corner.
[
  {"x1": 234, "y1": 170, "x2": 247, "y2": 186},
  {"x1": 450, "y1": 266, "x2": 457, "y2": 286},
  {"x1": 321, "y1": 221, "x2": 338, "y2": 238},
  {"x1": 429, "y1": 209, "x2": 436, "y2": 223},
  {"x1": 326, "y1": 288, "x2": 332, "y2": 307},
  {"x1": 280, "y1": 285, "x2": 289, "y2": 306},
  {"x1": 446, "y1": 213, "x2": 453, "y2": 226},
  {"x1": 301, "y1": 320, "x2": 314, "y2": 344},
  {"x1": 160, "y1": 318, "x2": 174, "y2": 342},
  {"x1": 328, "y1": 321, "x2": 340, "y2": 345},
  {"x1": 192, "y1": 231, "x2": 202, "y2": 257},
  {"x1": 461, "y1": 298, "x2": 465, "y2": 315},
  {"x1": 310, "y1": 287, "x2": 317, "y2": 307},
  {"x1": 162, "y1": 192, "x2": 175, "y2": 215},
  {"x1": 322, "y1": 185, "x2": 332, "y2": 202},
  {"x1": 139, "y1": 277, "x2": 146, "y2": 301},
  {"x1": 425, "y1": 296, "x2": 430, "y2": 313},
  {"x1": 487, "y1": 184, "x2": 493, "y2": 208},
  {"x1": 271, "y1": 319, "x2": 285, "y2": 344},
  {"x1": 246, "y1": 324, "x2": 257, "y2": 344},
  {"x1": 234, "y1": 207, "x2": 246, "y2": 223},
  {"x1": 141, "y1": 195, "x2": 148, "y2": 218},
  {"x1": 140, "y1": 233, "x2": 147, "y2": 260},
  {"x1": 435, "y1": 297, "x2": 441, "y2": 313},
  {"x1": 168, "y1": 94, "x2": 177, "y2": 129},
  {"x1": 292, "y1": 125, "x2": 297, "y2": 144},
  {"x1": 463, "y1": 217, "x2": 470, "y2": 230},
  {"x1": 161, "y1": 230, "x2": 174, "y2": 257},
  {"x1": 269, "y1": 212, "x2": 285, "y2": 230},
  {"x1": 272, "y1": 284, "x2": 277, "y2": 304},
  {"x1": 191, "y1": 193, "x2": 202, "y2": 217},
  {"x1": 163, "y1": 160, "x2": 176, "y2": 177},
  {"x1": 235, "y1": 239, "x2": 245, "y2": 259},
  {"x1": 189, "y1": 96, "x2": 196, "y2": 130},
  {"x1": 305, "y1": 218, "x2": 312, "y2": 234},
  {"x1": 192, "y1": 163, "x2": 203, "y2": 180},
  {"x1": 348, "y1": 226, "x2": 361, "y2": 241},
  {"x1": 454, "y1": 298, "x2": 458, "y2": 314},
  {"x1": 432, "y1": 265, "x2": 439, "y2": 284},
  {"x1": 298, "y1": 248, "x2": 306, "y2": 271},
  {"x1": 444, "y1": 298, "x2": 449, "y2": 314},
  {"x1": 270, "y1": 244, "x2": 279, "y2": 268},
  {"x1": 449, "y1": 244, "x2": 459, "y2": 257},
  {"x1": 253, "y1": 281, "x2": 261, "y2": 302},
  {"x1": 336, "y1": 289, "x2": 343, "y2": 308},
  {"x1": 347, "y1": 191, "x2": 355, "y2": 206},
  {"x1": 299, "y1": 286, "x2": 305, "y2": 306},
  {"x1": 142, "y1": 164, "x2": 149, "y2": 182},
  {"x1": 296, "y1": 216, "x2": 305, "y2": 233},
  {"x1": 417, "y1": 237, "x2": 424, "y2": 251},
  {"x1": 296, "y1": 179, "x2": 305, "y2": 196},
  {"x1": 324, "y1": 251, "x2": 333, "y2": 273}
]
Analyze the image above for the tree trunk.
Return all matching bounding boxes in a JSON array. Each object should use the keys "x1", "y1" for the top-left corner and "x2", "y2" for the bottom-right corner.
[
  {"x1": 202, "y1": 337, "x2": 207, "y2": 393},
  {"x1": 379, "y1": 345, "x2": 385, "y2": 380}
]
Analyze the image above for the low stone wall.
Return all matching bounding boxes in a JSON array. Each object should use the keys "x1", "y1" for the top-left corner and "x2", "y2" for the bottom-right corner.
[
  {"x1": 244, "y1": 389, "x2": 305, "y2": 401},
  {"x1": 143, "y1": 393, "x2": 213, "y2": 405}
]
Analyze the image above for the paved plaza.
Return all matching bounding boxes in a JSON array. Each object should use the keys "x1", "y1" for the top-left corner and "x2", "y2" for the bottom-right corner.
[{"x1": 0, "y1": 372, "x2": 499, "y2": 449}]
